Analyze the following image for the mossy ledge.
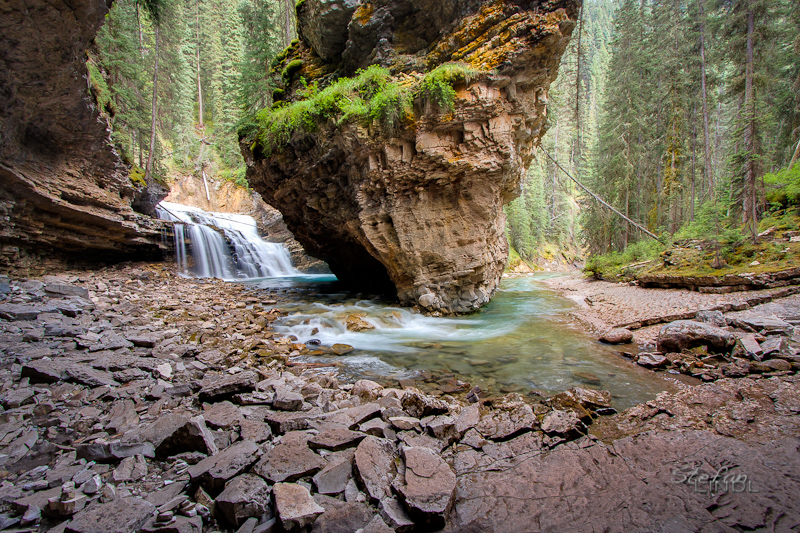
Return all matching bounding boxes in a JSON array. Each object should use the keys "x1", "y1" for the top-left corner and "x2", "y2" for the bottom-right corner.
[{"x1": 241, "y1": 0, "x2": 581, "y2": 313}]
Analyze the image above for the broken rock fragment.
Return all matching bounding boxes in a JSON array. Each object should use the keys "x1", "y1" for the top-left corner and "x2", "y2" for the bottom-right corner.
[{"x1": 273, "y1": 483, "x2": 324, "y2": 530}]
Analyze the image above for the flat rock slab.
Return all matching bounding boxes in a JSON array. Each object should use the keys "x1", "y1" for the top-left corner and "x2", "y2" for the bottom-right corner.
[
  {"x1": 310, "y1": 501, "x2": 373, "y2": 533},
  {"x1": 188, "y1": 440, "x2": 259, "y2": 492},
  {"x1": 0, "y1": 304, "x2": 59, "y2": 321},
  {"x1": 65, "y1": 497, "x2": 155, "y2": 533},
  {"x1": 199, "y1": 371, "x2": 258, "y2": 401},
  {"x1": 253, "y1": 436, "x2": 326, "y2": 483},
  {"x1": 354, "y1": 436, "x2": 396, "y2": 502},
  {"x1": 444, "y1": 430, "x2": 800, "y2": 532},
  {"x1": 309, "y1": 428, "x2": 366, "y2": 451},
  {"x1": 313, "y1": 454, "x2": 354, "y2": 495},
  {"x1": 273, "y1": 483, "x2": 324, "y2": 530},
  {"x1": 322, "y1": 404, "x2": 381, "y2": 429},
  {"x1": 202, "y1": 401, "x2": 243, "y2": 429},
  {"x1": 124, "y1": 413, "x2": 217, "y2": 458},
  {"x1": 396, "y1": 446, "x2": 456, "y2": 528}
]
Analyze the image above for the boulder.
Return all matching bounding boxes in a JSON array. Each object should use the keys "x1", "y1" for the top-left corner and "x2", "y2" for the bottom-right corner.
[
  {"x1": 395, "y1": 446, "x2": 456, "y2": 528},
  {"x1": 657, "y1": 320, "x2": 736, "y2": 353},
  {"x1": 215, "y1": 474, "x2": 271, "y2": 527},
  {"x1": 125, "y1": 414, "x2": 217, "y2": 458},
  {"x1": 599, "y1": 328, "x2": 633, "y2": 344},
  {"x1": 351, "y1": 380, "x2": 383, "y2": 401},
  {"x1": 310, "y1": 501, "x2": 373, "y2": 533},
  {"x1": 273, "y1": 483, "x2": 325, "y2": 530}
]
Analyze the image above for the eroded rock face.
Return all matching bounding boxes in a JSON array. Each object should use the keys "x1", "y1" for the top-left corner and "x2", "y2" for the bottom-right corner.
[
  {"x1": 0, "y1": 0, "x2": 164, "y2": 273},
  {"x1": 243, "y1": 0, "x2": 579, "y2": 313}
]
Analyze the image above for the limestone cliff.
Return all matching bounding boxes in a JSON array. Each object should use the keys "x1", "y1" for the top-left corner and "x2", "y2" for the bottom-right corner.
[
  {"x1": 243, "y1": 0, "x2": 580, "y2": 313},
  {"x1": 165, "y1": 174, "x2": 329, "y2": 272},
  {"x1": 0, "y1": 0, "x2": 165, "y2": 273}
]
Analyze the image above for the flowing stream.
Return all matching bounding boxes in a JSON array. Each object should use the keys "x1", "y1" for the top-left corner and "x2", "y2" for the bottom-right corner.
[
  {"x1": 157, "y1": 201, "x2": 672, "y2": 410},
  {"x1": 243, "y1": 274, "x2": 674, "y2": 410}
]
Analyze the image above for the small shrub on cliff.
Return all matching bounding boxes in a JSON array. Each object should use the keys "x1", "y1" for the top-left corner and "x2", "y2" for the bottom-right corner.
[{"x1": 419, "y1": 62, "x2": 482, "y2": 113}]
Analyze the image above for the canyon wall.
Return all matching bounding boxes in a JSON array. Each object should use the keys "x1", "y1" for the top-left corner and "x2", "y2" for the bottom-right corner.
[
  {"x1": 0, "y1": 0, "x2": 164, "y2": 274},
  {"x1": 244, "y1": 0, "x2": 580, "y2": 313}
]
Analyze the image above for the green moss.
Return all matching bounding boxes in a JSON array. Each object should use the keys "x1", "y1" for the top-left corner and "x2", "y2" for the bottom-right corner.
[
  {"x1": 129, "y1": 166, "x2": 146, "y2": 188},
  {"x1": 272, "y1": 88, "x2": 285, "y2": 101},
  {"x1": 419, "y1": 62, "x2": 482, "y2": 113},
  {"x1": 295, "y1": 0, "x2": 305, "y2": 12},
  {"x1": 250, "y1": 62, "x2": 488, "y2": 155},
  {"x1": 281, "y1": 59, "x2": 304, "y2": 80},
  {"x1": 87, "y1": 60, "x2": 113, "y2": 114}
]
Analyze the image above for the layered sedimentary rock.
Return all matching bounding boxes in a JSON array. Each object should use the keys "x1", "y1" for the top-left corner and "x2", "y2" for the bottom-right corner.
[
  {"x1": 244, "y1": 0, "x2": 580, "y2": 312},
  {"x1": 0, "y1": 0, "x2": 165, "y2": 273}
]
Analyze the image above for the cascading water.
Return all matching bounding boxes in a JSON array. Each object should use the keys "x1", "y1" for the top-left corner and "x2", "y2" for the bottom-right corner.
[{"x1": 156, "y1": 200, "x2": 300, "y2": 279}]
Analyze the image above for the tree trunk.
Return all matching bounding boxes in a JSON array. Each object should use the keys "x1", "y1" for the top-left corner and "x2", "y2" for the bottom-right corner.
[
  {"x1": 789, "y1": 137, "x2": 800, "y2": 170},
  {"x1": 283, "y1": 0, "x2": 293, "y2": 46},
  {"x1": 145, "y1": 25, "x2": 160, "y2": 183},
  {"x1": 196, "y1": 0, "x2": 204, "y2": 128},
  {"x1": 574, "y1": 2, "x2": 584, "y2": 174},
  {"x1": 742, "y1": 5, "x2": 757, "y2": 240},
  {"x1": 690, "y1": 103, "x2": 697, "y2": 221},
  {"x1": 698, "y1": 0, "x2": 713, "y2": 201}
]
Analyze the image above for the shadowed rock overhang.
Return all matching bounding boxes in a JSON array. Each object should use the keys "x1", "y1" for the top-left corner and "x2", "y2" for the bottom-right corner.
[
  {"x1": 0, "y1": 0, "x2": 165, "y2": 272},
  {"x1": 242, "y1": 0, "x2": 581, "y2": 313}
]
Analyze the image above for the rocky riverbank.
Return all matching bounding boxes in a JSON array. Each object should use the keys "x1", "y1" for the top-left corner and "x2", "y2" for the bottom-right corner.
[{"x1": 0, "y1": 266, "x2": 799, "y2": 532}]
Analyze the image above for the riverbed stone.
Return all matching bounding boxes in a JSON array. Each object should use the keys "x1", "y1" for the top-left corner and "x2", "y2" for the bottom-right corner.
[
  {"x1": 199, "y1": 371, "x2": 258, "y2": 401},
  {"x1": 475, "y1": 404, "x2": 537, "y2": 440},
  {"x1": 378, "y1": 498, "x2": 414, "y2": 533},
  {"x1": 658, "y1": 320, "x2": 737, "y2": 352},
  {"x1": 202, "y1": 401, "x2": 243, "y2": 429},
  {"x1": 354, "y1": 436, "x2": 397, "y2": 502},
  {"x1": 273, "y1": 483, "x2": 324, "y2": 530},
  {"x1": 313, "y1": 454, "x2": 353, "y2": 495},
  {"x1": 252, "y1": 434, "x2": 326, "y2": 483},
  {"x1": 188, "y1": 440, "x2": 260, "y2": 492},
  {"x1": 352, "y1": 380, "x2": 383, "y2": 401},
  {"x1": 215, "y1": 474, "x2": 271, "y2": 527},
  {"x1": 310, "y1": 501, "x2": 373, "y2": 533},
  {"x1": 636, "y1": 353, "x2": 668, "y2": 369},
  {"x1": 125, "y1": 414, "x2": 217, "y2": 458},
  {"x1": 273, "y1": 388, "x2": 304, "y2": 411},
  {"x1": 65, "y1": 497, "x2": 155, "y2": 533},
  {"x1": 541, "y1": 410, "x2": 586, "y2": 438},
  {"x1": 401, "y1": 389, "x2": 449, "y2": 418},
  {"x1": 599, "y1": 328, "x2": 633, "y2": 344},
  {"x1": 395, "y1": 446, "x2": 456, "y2": 528},
  {"x1": 309, "y1": 427, "x2": 366, "y2": 451}
]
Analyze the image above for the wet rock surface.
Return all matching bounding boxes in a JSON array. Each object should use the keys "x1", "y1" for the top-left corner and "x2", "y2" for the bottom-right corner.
[{"x1": 0, "y1": 264, "x2": 798, "y2": 531}]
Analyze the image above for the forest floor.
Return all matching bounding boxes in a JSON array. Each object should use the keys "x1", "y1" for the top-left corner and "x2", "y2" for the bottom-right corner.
[{"x1": 543, "y1": 272, "x2": 800, "y2": 345}]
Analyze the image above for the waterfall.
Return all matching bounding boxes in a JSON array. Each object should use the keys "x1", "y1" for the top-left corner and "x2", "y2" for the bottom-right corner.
[{"x1": 156, "y1": 200, "x2": 300, "y2": 279}]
